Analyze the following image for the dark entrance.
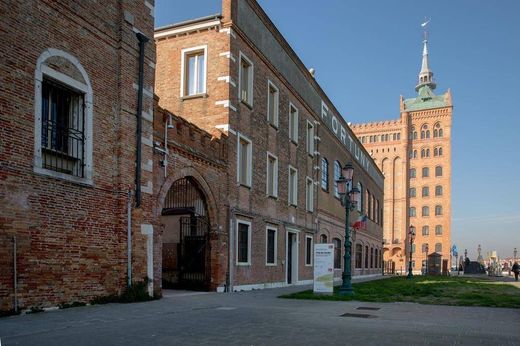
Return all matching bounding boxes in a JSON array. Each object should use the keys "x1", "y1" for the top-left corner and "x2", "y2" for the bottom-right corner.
[{"x1": 161, "y1": 177, "x2": 210, "y2": 291}]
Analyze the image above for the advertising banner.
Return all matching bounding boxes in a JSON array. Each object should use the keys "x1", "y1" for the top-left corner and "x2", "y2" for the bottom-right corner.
[{"x1": 313, "y1": 243, "x2": 334, "y2": 294}]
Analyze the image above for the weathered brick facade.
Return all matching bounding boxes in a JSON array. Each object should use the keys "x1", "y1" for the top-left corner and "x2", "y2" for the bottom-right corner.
[
  {"x1": 0, "y1": 0, "x2": 156, "y2": 311},
  {"x1": 154, "y1": 0, "x2": 384, "y2": 291}
]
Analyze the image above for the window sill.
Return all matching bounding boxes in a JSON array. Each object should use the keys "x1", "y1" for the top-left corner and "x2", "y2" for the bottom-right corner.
[
  {"x1": 268, "y1": 122, "x2": 279, "y2": 131},
  {"x1": 33, "y1": 165, "x2": 93, "y2": 187},
  {"x1": 267, "y1": 194, "x2": 278, "y2": 200},
  {"x1": 236, "y1": 262, "x2": 251, "y2": 266},
  {"x1": 265, "y1": 263, "x2": 277, "y2": 267},
  {"x1": 238, "y1": 182, "x2": 252, "y2": 189},
  {"x1": 181, "y1": 93, "x2": 208, "y2": 101},
  {"x1": 289, "y1": 139, "x2": 298, "y2": 146},
  {"x1": 288, "y1": 203, "x2": 298, "y2": 208},
  {"x1": 240, "y1": 99, "x2": 253, "y2": 110}
]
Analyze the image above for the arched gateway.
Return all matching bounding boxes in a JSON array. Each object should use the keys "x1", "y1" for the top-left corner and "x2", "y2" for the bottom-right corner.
[{"x1": 161, "y1": 177, "x2": 211, "y2": 290}]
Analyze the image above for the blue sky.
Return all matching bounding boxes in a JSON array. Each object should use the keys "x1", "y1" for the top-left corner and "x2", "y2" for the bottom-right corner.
[{"x1": 155, "y1": 0, "x2": 520, "y2": 260}]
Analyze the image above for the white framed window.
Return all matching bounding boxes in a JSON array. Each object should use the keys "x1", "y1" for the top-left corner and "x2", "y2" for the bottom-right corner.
[
  {"x1": 236, "y1": 219, "x2": 252, "y2": 265},
  {"x1": 238, "y1": 51, "x2": 254, "y2": 107},
  {"x1": 321, "y1": 157, "x2": 329, "y2": 191},
  {"x1": 267, "y1": 80, "x2": 279, "y2": 127},
  {"x1": 333, "y1": 160, "x2": 341, "y2": 197},
  {"x1": 237, "y1": 133, "x2": 252, "y2": 187},
  {"x1": 34, "y1": 48, "x2": 93, "y2": 185},
  {"x1": 289, "y1": 102, "x2": 299, "y2": 143},
  {"x1": 305, "y1": 235, "x2": 313, "y2": 266},
  {"x1": 180, "y1": 45, "x2": 207, "y2": 97},
  {"x1": 288, "y1": 165, "x2": 298, "y2": 206},
  {"x1": 306, "y1": 120, "x2": 315, "y2": 156},
  {"x1": 266, "y1": 226, "x2": 277, "y2": 266},
  {"x1": 357, "y1": 182, "x2": 363, "y2": 212},
  {"x1": 306, "y1": 177, "x2": 314, "y2": 212},
  {"x1": 266, "y1": 152, "x2": 278, "y2": 198}
]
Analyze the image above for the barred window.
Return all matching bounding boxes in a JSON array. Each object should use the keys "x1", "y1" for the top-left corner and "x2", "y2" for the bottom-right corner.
[{"x1": 321, "y1": 158, "x2": 329, "y2": 191}]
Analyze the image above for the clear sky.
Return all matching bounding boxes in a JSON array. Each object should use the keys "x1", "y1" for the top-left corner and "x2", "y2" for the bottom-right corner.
[{"x1": 155, "y1": 0, "x2": 520, "y2": 260}]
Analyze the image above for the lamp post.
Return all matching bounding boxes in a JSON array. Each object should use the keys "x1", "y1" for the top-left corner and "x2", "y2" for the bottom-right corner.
[
  {"x1": 335, "y1": 162, "x2": 360, "y2": 296},
  {"x1": 407, "y1": 225, "x2": 416, "y2": 279},
  {"x1": 425, "y1": 243, "x2": 429, "y2": 276},
  {"x1": 514, "y1": 248, "x2": 517, "y2": 261}
]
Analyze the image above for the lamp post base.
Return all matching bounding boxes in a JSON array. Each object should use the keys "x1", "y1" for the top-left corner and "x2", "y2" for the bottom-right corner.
[
  {"x1": 407, "y1": 270, "x2": 413, "y2": 279},
  {"x1": 338, "y1": 285, "x2": 354, "y2": 296}
]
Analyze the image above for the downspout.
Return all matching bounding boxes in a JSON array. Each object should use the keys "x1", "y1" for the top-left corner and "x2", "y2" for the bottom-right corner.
[
  {"x1": 13, "y1": 235, "x2": 18, "y2": 313},
  {"x1": 135, "y1": 32, "x2": 149, "y2": 208},
  {"x1": 127, "y1": 189, "x2": 132, "y2": 287}
]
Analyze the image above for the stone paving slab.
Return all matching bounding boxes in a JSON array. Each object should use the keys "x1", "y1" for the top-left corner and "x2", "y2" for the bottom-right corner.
[{"x1": 1, "y1": 280, "x2": 519, "y2": 345}]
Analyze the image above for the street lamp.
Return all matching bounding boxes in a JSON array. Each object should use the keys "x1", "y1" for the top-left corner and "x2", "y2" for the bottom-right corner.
[
  {"x1": 407, "y1": 225, "x2": 416, "y2": 279},
  {"x1": 336, "y1": 162, "x2": 360, "y2": 296},
  {"x1": 425, "y1": 243, "x2": 429, "y2": 276},
  {"x1": 514, "y1": 248, "x2": 518, "y2": 261}
]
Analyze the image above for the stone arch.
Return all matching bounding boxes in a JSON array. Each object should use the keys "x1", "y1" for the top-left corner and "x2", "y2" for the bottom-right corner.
[{"x1": 156, "y1": 166, "x2": 218, "y2": 231}]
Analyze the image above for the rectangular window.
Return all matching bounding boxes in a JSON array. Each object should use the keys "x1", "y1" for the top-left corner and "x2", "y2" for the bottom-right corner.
[
  {"x1": 410, "y1": 168, "x2": 416, "y2": 178},
  {"x1": 334, "y1": 238, "x2": 341, "y2": 269},
  {"x1": 288, "y1": 166, "x2": 298, "y2": 206},
  {"x1": 409, "y1": 187, "x2": 416, "y2": 198},
  {"x1": 267, "y1": 81, "x2": 279, "y2": 127},
  {"x1": 289, "y1": 103, "x2": 299, "y2": 143},
  {"x1": 41, "y1": 78, "x2": 85, "y2": 178},
  {"x1": 266, "y1": 152, "x2": 278, "y2": 197},
  {"x1": 181, "y1": 46, "x2": 207, "y2": 96},
  {"x1": 306, "y1": 121, "x2": 315, "y2": 156},
  {"x1": 422, "y1": 186, "x2": 429, "y2": 197},
  {"x1": 266, "y1": 227, "x2": 277, "y2": 265},
  {"x1": 237, "y1": 133, "x2": 252, "y2": 186},
  {"x1": 305, "y1": 235, "x2": 313, "y2": 266},
  {"x1": 306, "y1": 177, "x2": 314, "y2": 212},
  {"x1": 236, "y1": 220, "x2": 251, "y2": 265},
  {"x1": 239, "y1": 52, "x2": 254, "y2": 106}
]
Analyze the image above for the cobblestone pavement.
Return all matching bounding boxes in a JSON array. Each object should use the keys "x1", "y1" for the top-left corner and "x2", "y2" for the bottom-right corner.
[{"x1": 1, "y1": 281, "x2": 519, "y2": 346}]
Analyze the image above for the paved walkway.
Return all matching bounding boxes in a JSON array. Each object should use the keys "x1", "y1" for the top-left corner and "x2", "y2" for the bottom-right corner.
[{"x1": 1, "y1": 280, "x2": 519, "y2": 345}]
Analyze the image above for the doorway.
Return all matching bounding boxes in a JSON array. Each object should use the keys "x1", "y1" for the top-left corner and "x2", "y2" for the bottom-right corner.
[
  {"x1": 286, "y1": 231, "x2": 298, "y2": 284},
  {"x1": 161, "y1": 177, "x2": 210, "y2": 291}
]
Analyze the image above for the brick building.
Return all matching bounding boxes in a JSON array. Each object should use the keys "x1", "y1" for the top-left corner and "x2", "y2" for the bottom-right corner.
[
  {"x1": 0, "y1": 0, "x2": 156, "y2": 311},
  {"x1": 351, "y1": 35, "x2": 452, "y2": 275},
  {"x1": 154, "y1": 0, "x2": 384, "y2": 291}
]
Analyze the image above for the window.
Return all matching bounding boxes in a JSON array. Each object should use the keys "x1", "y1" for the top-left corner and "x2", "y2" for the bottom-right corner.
[
  {"x1": 365, "y1": 245, "x2": 369, "y2": 268},
  {"x1": 421, "y1": 124, "x2": 430, "y2": 139},
  {"x1": 409, "y1": 207, "x2": 416, "y2": 217},
  {"x1": 435, "y1": 185, "x2": 443, "y2": 196},
  {"x1": 370, "y1": 247, "x2": 374, "y2": 268},
  {"x1": 305, "y1": 235, "x2": 313, "y2": 266},
  {"x1": 410, "y1": 126, "x2": 417, "y2": 140},
  {"x1": 306, "y1": 177, "x2": 314, "y2": 212},
  {"x1": 289, "y1": 103, "x2": 299, "y2": 143},
  {"x1": 397, "y1": 133, "x2": 401, "y2": 140},
  {"x1": 434, "y1": 147, "x2": 443, "y2": 157},
  {"x1": 422, "y1": 167, "x2": 429, "y2": 177},
  {"x1": 355, "y1": 244, "x2": 362, "y2": 268},
  {"x1": 237, "y1": 133, "x2": 252, "y2": 186},
  {"x1": 266, "y1": 227, "x2": 277, "y2": 265},
  {"x1": 422, "y1": 243, "x2": 428, "y2": 253},
  {"x1": 267, "y1": 81, "x2": 279, "y2": 127},
  {"x1": 410, "y1": 168, "x2": 416, "y2": 178},
  {"x1": 435, "y1": 166, "x2": 443, "y2": 177},
  {"x1": 357, "y1": 182, "x2": 363, "y2": 212},
  {"x1": 375, "y1": 199, "x2": 379, "y2": 224},
  {"x1": 266, "y1": 152, "x2": 278, "y2": 197},
  {"x1": 320, "y1": 234, "x2": 327, "y2": 243},
  {"x1": 181, "y1": 46, "x2": 207, "y2": 96},
  {"x1": 321, "y1": 158, "x2": 329, "y2": 191},
  {"x1": 367, "y1": 190, "x2": 372, "y2": 219},
  {"x1": 40, "y1": 79, "x2": 86, "y2": 178},
  {"x1": 435, "y1": 225, "x2": 443, "y2": 235},
  {"x1": 422, "y1": 206, "x2": 430, "y2": 217},
  {"x1": 422, "y1": 186, "x2": 429, "y2": 197},
  {"x1": 433, "y1": 123, "x2": 443, "y2": 138},
  {"x1": 288, "y1": 166, "x2": 298, "y2": 206},
  {"x1": 422, "y1": 226, "x2": 429, "y2": 236},
  {"x1": 333, "y1": 161, "x2": 341, "y2": 197},
  {"x1": 236, "y1": 220, "x2": 251, "y2": 265},
  {"x1": 239, "y1": 52, "x2": 253, "y2": 106},
  {"x1": 306, "y1": 121, "x2": 315, "y2": 156},
  {"x1": 409, "y1": 187, "x2": 416, "y2": 198},
  {"x1": 411, "y1": 244, "x2": 416, "y2": 253},
  {"x1": 435, "y1": 205, "x2": 443, "y2": 216},
  {"x1": 333, "y1": 238, "x2": 341, "y2": 269},
  {"x1": 34, "y1": 49, "x2": 93, "y2": 184},
  {"x1": 435, "y1": 243, "x2": 442, "y2": 253}
]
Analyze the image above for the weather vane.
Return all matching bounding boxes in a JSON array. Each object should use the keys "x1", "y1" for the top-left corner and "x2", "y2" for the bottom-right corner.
[{"x1": 421, "y1": 17, "x2": 431, "y2": 41}]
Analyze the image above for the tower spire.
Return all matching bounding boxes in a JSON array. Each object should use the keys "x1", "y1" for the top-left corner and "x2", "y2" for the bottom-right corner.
[{"x1": 416, "y1": 19, "x2": 436, "y2": 93}]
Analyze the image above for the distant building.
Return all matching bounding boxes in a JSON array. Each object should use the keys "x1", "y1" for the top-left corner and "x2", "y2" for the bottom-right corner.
[{"x1": 351, "y1": 35, "x2": 452, "y2": 274}]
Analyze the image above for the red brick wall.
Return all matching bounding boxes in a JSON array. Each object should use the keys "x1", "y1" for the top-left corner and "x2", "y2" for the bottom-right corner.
[{"x1": 0, "y1": 0, "x2": 156, "y2": 310}]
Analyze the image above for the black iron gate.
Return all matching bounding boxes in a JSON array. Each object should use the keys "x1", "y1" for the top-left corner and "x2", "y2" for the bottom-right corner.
[{"x1": 179, "y1": 216, "x2": 210, "y2": 290}]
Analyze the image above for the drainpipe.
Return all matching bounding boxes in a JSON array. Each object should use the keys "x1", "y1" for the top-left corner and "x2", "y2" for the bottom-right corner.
[
  {"x1": 127, "y1": 189, "x2": 133, "y2": 287},
  {"x1": 135, "y1": 32, "x2": 149, "y2": 208},
  {"x1": 13, "y1": 235, "x2": 18, "y2": 313},
  {"x1": 227, "y1": 214, "x2": 234, "y2": 292}
]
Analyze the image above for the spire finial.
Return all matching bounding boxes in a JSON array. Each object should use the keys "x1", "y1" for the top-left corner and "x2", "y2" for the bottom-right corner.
[{"x1": 416, "y1": 18, "x2": 436, "y2": 93}]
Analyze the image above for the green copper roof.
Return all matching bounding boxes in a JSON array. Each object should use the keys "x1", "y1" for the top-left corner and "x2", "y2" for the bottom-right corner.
[{"x1": 404, "y1": 85, "x2": 448, "y2": 111}]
